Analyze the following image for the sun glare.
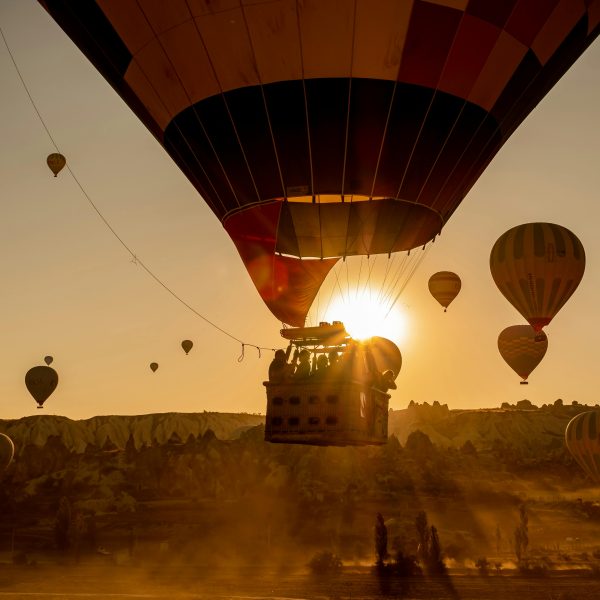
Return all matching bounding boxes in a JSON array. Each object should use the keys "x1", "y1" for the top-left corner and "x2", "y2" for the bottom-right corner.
[{"x1": 323, "y1": 290, "x2": 409, "y2": 344}]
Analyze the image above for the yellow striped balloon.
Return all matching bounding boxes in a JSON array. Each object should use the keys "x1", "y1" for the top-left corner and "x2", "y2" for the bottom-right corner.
[
  {"x1": 497, "y1": 325, "x2": 547, "y2": 384},
  {"x1": 490, "y1": 223, "x2": 585, "y2": 332},
  {"x1": 428, "y1": 271, "x2": 461, "y2": 312},
  {"x1": 565, "y1": 412, "x2": 600, "y2": 483}
]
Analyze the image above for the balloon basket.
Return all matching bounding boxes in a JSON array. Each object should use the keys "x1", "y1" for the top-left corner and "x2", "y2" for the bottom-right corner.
[{"x1": 520, "y1": 381, "x2": 529, "y2": 385}]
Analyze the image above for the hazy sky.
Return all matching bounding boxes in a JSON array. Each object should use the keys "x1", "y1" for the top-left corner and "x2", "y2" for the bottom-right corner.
[{"x1": 0, "y1": 1, "x2": 598, "y2": 420}]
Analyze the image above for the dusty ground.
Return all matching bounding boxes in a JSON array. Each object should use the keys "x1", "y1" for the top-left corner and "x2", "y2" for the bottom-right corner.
[{"x1": 1, "y1": 564, "x2": 600, "y2": 599}]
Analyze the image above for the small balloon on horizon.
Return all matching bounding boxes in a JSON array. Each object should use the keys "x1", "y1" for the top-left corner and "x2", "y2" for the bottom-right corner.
[
  {"x1": 44, "y1": 355, "x2": 53, "y2": 366},
  {"x1": 150, "y1": 362, "x2": 159, "y2": 373},
  {"x1": 181, "y1": 340, "x2": 193, "y2": 355}
]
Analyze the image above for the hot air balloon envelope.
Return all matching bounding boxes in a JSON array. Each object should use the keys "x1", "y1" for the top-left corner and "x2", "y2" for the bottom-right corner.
[
  {"x1": 497, "y1": 325, "x2": 547, "y2": 383},
  {"x1": 25, "y1": 365, "x2": 58, "y2": 408},
  {"x1": 44, "y1": 355, "x2": 53, "y2": 366},
  {"x1": 428, "y1": 272, "x2": 461, "y2": 311},
  {"x1": 565, "y1": 411, "x2": 600, "y2": 483},
  {"x1": 368, "y1": 336, "x2": 402, "y2": 381},
  {"x1": 490, "y1": 223, "x2": 585, "y2": 331},
  {"x1": 150, "y1": 362, "x2": 159, "y2": 372},
  {"x1": 39, "y1": 2, "x2": 598, "y2": 325},
  {"x1": 181, "y1": 340, "x2": 193, "y2": 355},
  {"x1": 46, "y1": 153, "x2": 66, "y2": 176},
  {"x1": 0, "y1": 433, "x2": 15, "y2": 474}
]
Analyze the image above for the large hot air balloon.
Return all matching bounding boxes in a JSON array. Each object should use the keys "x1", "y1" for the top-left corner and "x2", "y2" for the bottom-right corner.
[
  {"x1": 38, "y1": 2, "x2": 599, "y2": 326},
  {"x1": 25, "y1": 365, "x2": 58, "y2": 408},
  {"x1": 565, "y1": 411, "x2": 600, "y2": 483},
  {"x1": 497, "y1": 325, "x2": 547, "y2": 384},
  {"x1": 428, "y1": 271, "x2": 461, "y2": 312},
  {"x1": 0, "y1": 433, "x2": 15, "y2": 474},
  {"x1": 490, "y1": 223, "x2": 585, "y2": 331},
  {"x1": 181, "y1": 340, "x2": 193, "y2": 355},
  {"x1": 46, "y1": 152, "x2": 66, "y2": 176}
]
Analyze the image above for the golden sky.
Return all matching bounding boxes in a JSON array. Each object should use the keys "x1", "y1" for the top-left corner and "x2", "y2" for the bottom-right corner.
[{"x1": 0, "y1": 1, "x2": 598, "y2": 419}]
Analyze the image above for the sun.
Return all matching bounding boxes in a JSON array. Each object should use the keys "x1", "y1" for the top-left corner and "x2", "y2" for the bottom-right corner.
[{"x1": 323, "y1": 290, "x2": 409, "y2": 344}]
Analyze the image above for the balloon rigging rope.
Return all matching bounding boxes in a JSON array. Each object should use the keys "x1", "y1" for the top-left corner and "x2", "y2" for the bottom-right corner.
[{"x1": 0, "y1": 24, "x2": 276, "y2": 357}]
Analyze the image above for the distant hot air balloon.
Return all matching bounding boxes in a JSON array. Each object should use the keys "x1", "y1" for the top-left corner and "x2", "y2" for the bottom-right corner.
[
  {"x1": 25, "y1": 365, "x2": 58, "y2": 409},
  {"x1": 490, "y1": 223, "x2": 585, "y2": 331},
  {"x1": 46, "y1": 153, "x2": 66, "y2": 177},
  {"x1": 428, "y1": 272, "x2": 461, "y2": 312},
  {"x1": 38, "y1": 2, "x2": 599, "y2": 327},
  {"x1": 150, "y1": 362, "x2": 159, "y2": 373},
  {"x1": 181, "y1": 340, "x2": 193, "y2": 355},
  {"x1": 44, "y1": 355, "x2": 53, "y2": 366},
  {"x1": 0, "y1": 433, "x2": 15, "y2": 474},
  {"x1": 565, "y1": 411, "x2": 600, "y2": 483},
  {"x1": 497, "y1": 325, "x2": 548, "y2": 385}
]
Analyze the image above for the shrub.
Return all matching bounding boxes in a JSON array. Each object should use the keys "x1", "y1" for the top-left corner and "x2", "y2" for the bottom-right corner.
[
  {"x1": 308, "y1": 551, "x2": 342, "y2": 575},
  {"x1": 475, "y1": 557, "x2": 490, "y2": 575},
  {"x1": 393, "y1": 551, "x2": 421, "y2": 577}
]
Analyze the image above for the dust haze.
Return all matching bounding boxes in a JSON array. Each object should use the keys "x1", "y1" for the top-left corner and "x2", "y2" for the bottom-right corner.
[{"x1": 2, "y1": 402, "x2": 600, "y2": 599}]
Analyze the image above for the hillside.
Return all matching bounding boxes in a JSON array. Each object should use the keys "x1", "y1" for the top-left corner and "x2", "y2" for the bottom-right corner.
[
  {"x1": 0, "y1": 404, "x2": 598, "y2": 569},
  {"x1": 388, "y1": 401, "x2": 586, "y2": 454},
  {"x1": 0, "y1": 412, "x2": 264, "y2": 455}
]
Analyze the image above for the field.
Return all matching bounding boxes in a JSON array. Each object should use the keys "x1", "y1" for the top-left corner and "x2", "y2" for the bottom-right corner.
[{"x1": 1, "y1": 564, "x2": 600, "y2": 600}]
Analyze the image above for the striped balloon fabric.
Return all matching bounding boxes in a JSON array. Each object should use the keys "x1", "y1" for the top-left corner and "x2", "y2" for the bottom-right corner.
[
  {"x1": 565, "y1": 411, "x2": 600, "y2": 483},
  {"x1": 490, "y1": 223, "x2": 585, "y2": 331},
  {"x1": 428, "y1": 271, "x2": 461, "y2": 311},
  {"x1": 497, "y1": 324, "x2": 547, "y2": 383}
]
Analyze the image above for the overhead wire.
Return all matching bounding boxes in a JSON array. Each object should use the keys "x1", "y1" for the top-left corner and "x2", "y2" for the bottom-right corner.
[{"x1": 0, "y1": 23, "x2": 276, "y2": 358}]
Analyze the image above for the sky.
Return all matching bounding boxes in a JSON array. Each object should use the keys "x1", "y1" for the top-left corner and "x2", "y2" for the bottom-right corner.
[{"x1": 0, "y1": 1, "x2": 598, "y2": 420}]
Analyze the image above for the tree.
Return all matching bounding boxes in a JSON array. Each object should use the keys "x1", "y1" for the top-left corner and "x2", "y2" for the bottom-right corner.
[
  {"x1": 375, "y1": 513, "x2": 388, "y2": 566},
  {"x1": 460, "y1": 440, "x2": 477, "y2": 455},
  {"x1": 54, "y1": 496, "x2": 71, "y2": 552},
  {"x1": 516, "y1": 399, "x2": 534, "y2": 410},
  {"x1": 426, "y1": 525, "x2": 446, "y2": 575},
  {"x1": 405, "y1": 430, "x2": 433, "y2": 454},
  {"x1": 415, "y1": 510, "x2": 429, "y2": 561},
  {"x1": 514, "y1": 504, "x2": 529, "y2": 562},
  {"x1": 475, "y1": 557, "x2": 490, "y2": 575}
]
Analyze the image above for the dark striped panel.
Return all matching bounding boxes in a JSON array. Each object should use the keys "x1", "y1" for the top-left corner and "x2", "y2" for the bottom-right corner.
[
  {"x1": 264, "y1": 80, "x2": 311, "y2": 196},
  {"x1": 164, "y1": 78, "x2": 500, "y2": 222},
  {"x1": 466, "y1": 0, "x2": 518, "y2": 30},
  {"x1": 371, "y1": 83, "x2": 435, "y2": 199},
  {"x1": 305, "y1": 78, "x2": 349, "y2": 195},
  {"x1": 343, "y1": 79, "x2": 393, "y2": 195},
  {"x1": 397, "y1": 92, "x2": 466, "y2": 201},
  {"x1": 226, "y1": 86, "x2": 285, "y2": 202}
]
